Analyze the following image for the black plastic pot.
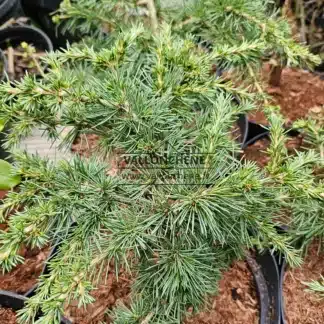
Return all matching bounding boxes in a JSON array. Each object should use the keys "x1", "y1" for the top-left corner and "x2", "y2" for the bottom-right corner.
[
  {"x1": 237, "y1": 115, "x2": 270, "y2": 149},
  {"x1": 22, "y1": 0, "x2": 62, "y2": 12},
  {"x1": 21, "y1": 0, "x2": 78, "y2": 49},
  {"x1": 239, "y1": 118, "x2": 302, "y2": 150},
  {"x1": 243, "y1": 121, "x2": 270, "y2": 149},
  {"x1": 278, "y1": 257, "x2": 286, "y2": 324},
  {"x1": 274, "y1": 225, "x2": 292, "y2": 324},
  {"x1": 236, "y1": 115, "x2": 271, "y2": 149},
  {"x1": 0, "y1": 290, "x2": 71, "y2": 323},
  {"x1": 0, "y1": 25, "x2": 53, "y2": 79},
  {"x1": 0, "y1": 24, "x2": 53, "y2": 53},
  {"x1": 247, "y1": 251, "x2": 281, "y2": 324},
  {"x1": 0, "y1": 0, "x2": 24, "y2": 26}
]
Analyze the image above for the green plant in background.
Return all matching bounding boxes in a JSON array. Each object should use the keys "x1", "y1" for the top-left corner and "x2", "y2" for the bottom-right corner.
[
  {"x1": 0, "y1": 0, "x2": 321, "y2": 323},
  {"x1": 0, "y1": 119, "x2": 21, "y2": 191},
  {"x1": 55, "y1": 0, "x2": 320, "y2": 88},
  {"x1": 171, "y1": 0, "x2": 321, "y2": 86},
  {"x1": 0, "y1": 159, "x2": 21, "y2": 190}
]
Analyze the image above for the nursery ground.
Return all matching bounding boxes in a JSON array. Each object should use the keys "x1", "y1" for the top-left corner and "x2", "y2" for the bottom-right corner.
[{"x1": 283, "y1": 241, "x2": 324, "y2": 324}]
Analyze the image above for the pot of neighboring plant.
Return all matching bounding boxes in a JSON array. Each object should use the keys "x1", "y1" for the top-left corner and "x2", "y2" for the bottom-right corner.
[
  {"x1": 237, "y1": 117, "x2": 270, "y2": 149},
  {"x1": 22, "y1": 0, "x2": 62, "y2": 12},
  {"x1": 21, "y1": 0, "x2": 78, "y2": 49},
  {"x1": 0, "y1": 0, "x2": 24, "y2": 26},
  {"x1": 247, "y1": 250, "x2": 281, "y2": 324},
  {"x1": 239, "y1": 119, "x2": 303, "y2": 150},
  {"x1": 277, "y1": 255, "x2": 286, "y2": 324},
  {"x1": 274, "y1": 225, "x2": 295, "y2": 324},
  {"x1": 0, "y1": 25, "x2": 53, "y2": 80},
  {"x1": 0, "y1": 290, "x2": 71, "y2": 323}
]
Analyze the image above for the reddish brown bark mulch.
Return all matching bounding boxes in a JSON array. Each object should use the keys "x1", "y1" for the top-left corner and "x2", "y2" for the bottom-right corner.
[
  {"x1": 249, "y1": 66, "x2": 324, "y2": 126},
  {"x1": 64, "y1": 267, "x2": 131, "y2": 324},
  {"x1": 0, "y1": 247, "x2": 50, "y2": 295},
  {"x1": 0, "y1": 307, "x2": 17, "y2": 324},
  {"x1": 283, "y1": 242, "x2": 324, "y2": 324},
  {"x1": 72, "y1": 134, "x2": 100, "y2": 157},
  {"x1": 185, "y1": 260, "x2": 259, "y2": 324},
  {"x1": 243, "y1": 135, "x2": 303, "y2": 168},
  {"x1": 245, "y1": 66, "x2": 323, "y2": 167},
  {"x1": 0, "y1": 190, "x2": 8, "y2": 200}
]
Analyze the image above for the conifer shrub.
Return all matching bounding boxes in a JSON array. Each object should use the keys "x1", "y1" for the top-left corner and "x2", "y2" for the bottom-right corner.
[{"x1": 0, "y1": 1, "x2": 321, "y2": 323}]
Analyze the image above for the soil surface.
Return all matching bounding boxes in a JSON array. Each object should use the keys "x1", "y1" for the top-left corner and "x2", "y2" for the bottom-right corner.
[
  {"x1": 65, "y1": 267, "x2": 131, "y2": 324},
  {"x1": 249, "y1": 66, "x2": 324, "y2": 125},
  {"x1": 243, "y1": 135, "x2": 303, "y2": 168},
  {"x1": 244, "y1": 67, "x2": 324, "y2": 166},
  {"x1": 0, "y1": 247, "x2": 50, "y2": 295},
  {"x1": 185, "y1": 260, "x2": 259, "y2": 324},
  {"x1": 283, "y1": 241, "x2": 324, "y2": 324},
  {"x1": 0, "y1": 307, "x2": 17, "y2": 324},
  {"x1": 72, "y1": 134, "x2": 100, "y2": 157}
]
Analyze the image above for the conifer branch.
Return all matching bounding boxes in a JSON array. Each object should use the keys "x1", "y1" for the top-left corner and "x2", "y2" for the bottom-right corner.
[{"x1": 0, "y1": 1, "x2": 320, "y2": 322}]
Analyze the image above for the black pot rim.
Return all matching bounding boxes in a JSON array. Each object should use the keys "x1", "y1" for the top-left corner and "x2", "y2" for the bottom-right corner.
[
  {"x1": 247, "y1": 251, "x2": 281, "y2": 324},
  {"x1": 279, "y1": 258, "x2": 286, "y2": 324},
  {"x1": 237, "y1": 114, "x2": 249, "y2": 149},
  {"x1": 242, "y1": 121, "x2": 270, "y2": 149},
  {"x1": 0, "y1": 290, "x2": 71, "y2": 323},
  {"x1": 0, "y1": 25, "x2": 53, "y2": 52},
  {"x1": 22, "y1": 0, "x2": 61, "y2": 12},
  {"x1": 0, "y1": 0, "x2": 19, "y2": 20}
]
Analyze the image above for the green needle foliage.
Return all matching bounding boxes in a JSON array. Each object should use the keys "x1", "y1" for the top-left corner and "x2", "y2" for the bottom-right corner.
[
  {"x1": 290, "y1": 115, "x2": 324, "y2": 248},
  {"x1": 0, "y1": 1, "x2": 321, "y2": 323},
  {"x1": 304, "y1": 275, "x2": 324, "y2": 299},
  {"x1": 264, "y1": 107, "x2": 323, "y2": 249},
  {"x1": 53, "y1": 0, "x2": 142, "y2": 36},
  {"x1": 171, "y1": 0, "x2": 320, "y2": 70},
  {"x1": 56, "y1": 0, "x2": 320, "y2": 72},
  {"x1": 0, "y1": 25, "x2": 254, "y2": 155}
]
